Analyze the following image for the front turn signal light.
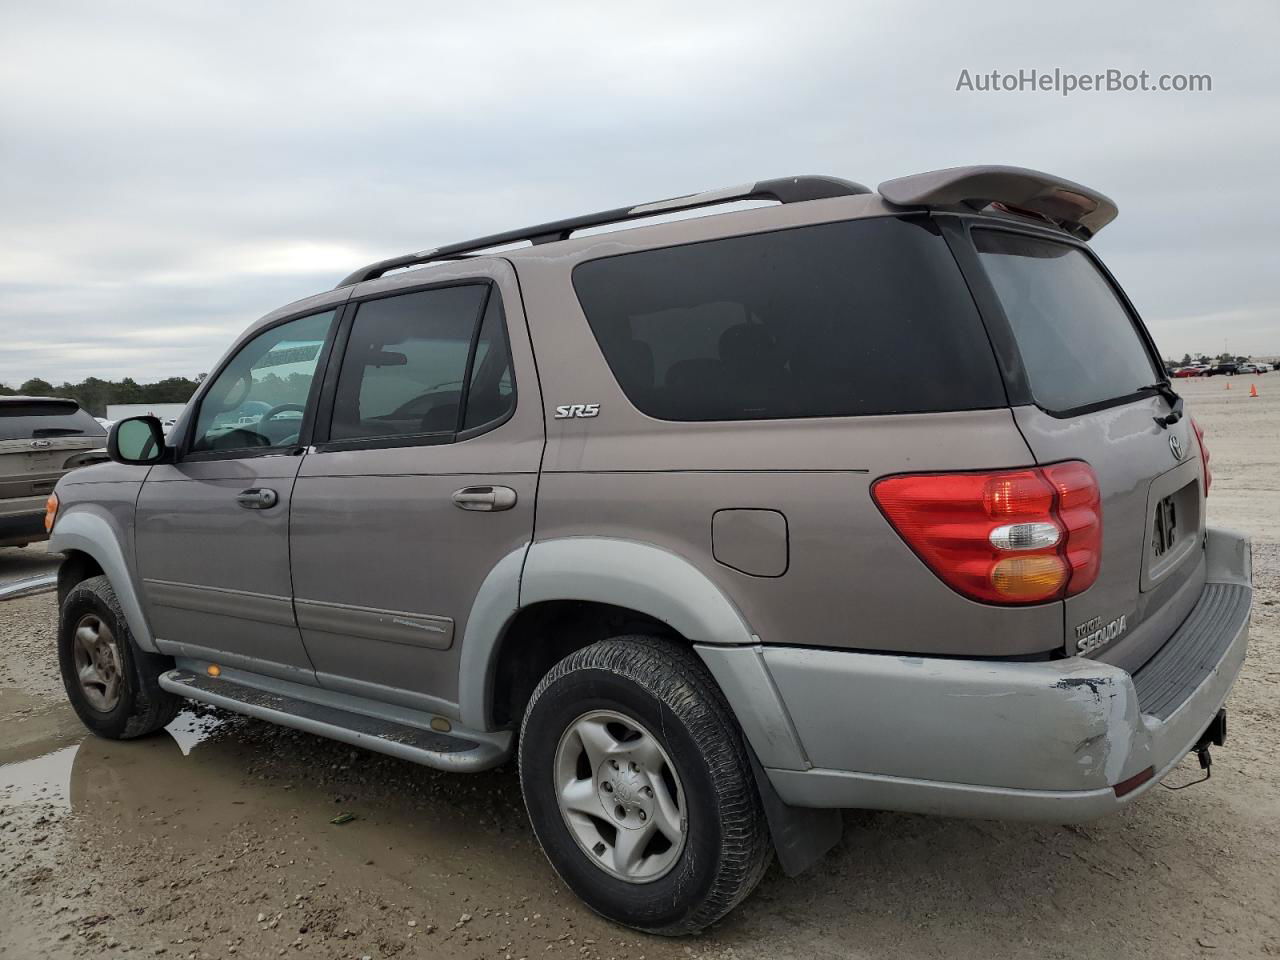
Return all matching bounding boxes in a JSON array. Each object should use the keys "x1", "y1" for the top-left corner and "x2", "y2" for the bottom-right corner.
[{"x1": 44, "y1": 492, "x2": 59, "y2": 533}]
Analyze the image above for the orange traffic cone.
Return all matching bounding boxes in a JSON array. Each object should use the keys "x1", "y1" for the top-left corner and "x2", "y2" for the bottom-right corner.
[
  {"x1": 1225, "y1": 381, "x2": 1231, "y2": 389},
  {"x1": 1250, "y1": 383, "x2": 1259, "y2": 398}
]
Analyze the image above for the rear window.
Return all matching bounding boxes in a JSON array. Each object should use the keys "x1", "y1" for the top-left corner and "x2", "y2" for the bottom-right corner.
[
  {"x1": 572, "y1": 217, "x2": 1005, "y2": 421},
  {"x1": 973, "y1": 230, "x2": 1160, "y2": 413},
  {"x1": 0, "y1": 400, "x2": 105, "y2": 442}
]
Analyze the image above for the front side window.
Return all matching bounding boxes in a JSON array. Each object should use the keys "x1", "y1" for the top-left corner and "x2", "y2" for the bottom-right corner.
[
  {"x1": 328, "y1": 284, "x2": 514, "y2": 443},
  {"x1": 572, "y1": 217, "x2": 1005, "y2": 421},
  {"x1": 191, "y1": 310, "x2": 335, "y2": 453},
  {"x1": 973, "y1": 230, "x2": 1160, "y2": 413}
]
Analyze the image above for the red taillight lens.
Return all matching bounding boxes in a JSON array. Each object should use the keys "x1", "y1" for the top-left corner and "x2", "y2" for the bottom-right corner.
[
  {"x1": 1191, "y1": 417, "x2": 1211, "y2": 496},
  {"x1": 872, "y1": 462, "x2": 1102, "y2": 605}
]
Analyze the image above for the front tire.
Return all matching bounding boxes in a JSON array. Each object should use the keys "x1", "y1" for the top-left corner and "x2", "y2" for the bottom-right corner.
[
  {"x1": 58, "y1": 575, "x2": 182, "y2": 739},
  {"x1": 518, "y1": 636, "x2": 771, "y2": 935}
]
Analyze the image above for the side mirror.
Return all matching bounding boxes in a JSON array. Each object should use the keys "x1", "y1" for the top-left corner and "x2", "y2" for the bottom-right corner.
[{"x1": 107, "y1": 416, "x2": 172, "y2": 465}]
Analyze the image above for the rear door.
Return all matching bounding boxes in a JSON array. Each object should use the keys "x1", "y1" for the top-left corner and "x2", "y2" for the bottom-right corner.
[
  {"x1": 959, "y1": 223, "x2": 1206, "y2": 667},
  {"x1": 289, "y1": 263, "x2": 543, "y2": 714}
]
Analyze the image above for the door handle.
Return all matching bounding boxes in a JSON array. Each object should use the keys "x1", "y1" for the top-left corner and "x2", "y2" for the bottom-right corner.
[
  {"x1": 451, "y1": 485, "x2": 517, "y2": 512},
  {"x1": 236, "y1": 488, "x2": 279, "y2": 509}
]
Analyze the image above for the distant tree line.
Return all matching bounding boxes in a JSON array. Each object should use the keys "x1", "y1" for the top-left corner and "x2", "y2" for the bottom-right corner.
[{"x1": 0, "y1": 375, "x2": 206, "y2": 417}]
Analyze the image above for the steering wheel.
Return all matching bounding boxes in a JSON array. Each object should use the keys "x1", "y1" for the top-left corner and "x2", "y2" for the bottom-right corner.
[
  {"x1": 257, "y1": 403, "x2": 307, "y2": 446},
  {"x1": 259, "y1": 403, "x2": 306, "y2": 424}
]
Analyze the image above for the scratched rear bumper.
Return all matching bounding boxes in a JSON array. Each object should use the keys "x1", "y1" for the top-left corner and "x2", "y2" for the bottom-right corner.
[{"x1": 704, "y1": 528, "x2": 1252, "y2": 822}]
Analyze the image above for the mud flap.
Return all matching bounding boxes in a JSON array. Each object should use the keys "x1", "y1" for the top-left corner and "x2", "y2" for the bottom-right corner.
[{"x1": 747, "y1": 748, "x2": 842, "y2": 877}]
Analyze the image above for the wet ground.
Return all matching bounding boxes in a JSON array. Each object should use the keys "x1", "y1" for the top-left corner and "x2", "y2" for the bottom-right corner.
[
  {"x1": 1, "y1": 374, "x2": 1278, "y2": 959},
  {"x1": 0, "y1": 541, "x2": 60, "y2": 589}
]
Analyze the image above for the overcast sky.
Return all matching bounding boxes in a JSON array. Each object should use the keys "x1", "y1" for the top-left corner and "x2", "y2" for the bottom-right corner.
[{"x1": 2, "y1": 1, "x2": 1277, "y2": 387}]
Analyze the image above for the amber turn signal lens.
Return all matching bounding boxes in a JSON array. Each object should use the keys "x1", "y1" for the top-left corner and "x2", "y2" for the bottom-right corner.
[
  {"x1": 43, "y1": 493, "x2": 59, "y2": 533},
  {"x1": 990, "y1": 554, "x2": 1068, "y2": 599},
  {"x1": 207, "y1": 664, "x2": 222, "y2": 677}
]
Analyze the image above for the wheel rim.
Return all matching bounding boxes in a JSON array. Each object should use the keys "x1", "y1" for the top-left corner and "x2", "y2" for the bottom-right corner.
[
  {"x1": 553, "y1": 709, "x2": 686, "y2": 883},
  {"x1": 72, "y1": 613, "x2": 123, "y2": 712}
]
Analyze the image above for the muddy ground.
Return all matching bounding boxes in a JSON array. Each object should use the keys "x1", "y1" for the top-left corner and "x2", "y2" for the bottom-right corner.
[{"x1": 2, "y1": 374, "x2": 1277, "y2": 959}]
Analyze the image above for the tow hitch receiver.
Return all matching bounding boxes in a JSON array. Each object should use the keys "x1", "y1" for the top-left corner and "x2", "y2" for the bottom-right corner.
[
  {"x1": 1164, "y1": 709, "x2": 1227, "y2": 792},
  {"x1": 1201, "y1": 708, "x2": 1228, "y2": 749}
]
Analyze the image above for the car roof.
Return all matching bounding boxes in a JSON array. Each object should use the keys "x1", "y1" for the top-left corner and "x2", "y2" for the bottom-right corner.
[{"x1": 245, "y1": 165, "x2": 1117, "y2": 341}]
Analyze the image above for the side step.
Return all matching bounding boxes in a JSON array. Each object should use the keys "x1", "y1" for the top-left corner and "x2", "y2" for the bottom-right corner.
[{"x1": 159, "y1": 668, "x2": 509, "y2": 772}]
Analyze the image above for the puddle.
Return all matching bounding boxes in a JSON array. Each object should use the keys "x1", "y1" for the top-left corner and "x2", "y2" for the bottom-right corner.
[
  {"x1": 0, "y1": 700, "x2": 225, "y2": 812},
  {"x1": 0, "y1": 744, "x2": 78, "y2": 808},
  {"x1": 164, "y1": 708, "x2": 227, "y2": 755},
  {"x1": 0, "y1": 698, "x2": 541, "y2": 877},
  {"x1": 0, "y1": 698, "x2": 687, "y2": 960}
]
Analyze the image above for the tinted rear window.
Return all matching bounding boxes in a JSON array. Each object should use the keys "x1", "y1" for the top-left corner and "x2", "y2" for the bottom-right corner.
[
  {"x1": 973, "y1": 230, "x2": 1159, "y2": 413},
  {"x1": 572, "y1": 217, "x2": 1005, "y2": 421},
  {"x1": 0, "y1": 401, "x2": 105, "y2": 442}
]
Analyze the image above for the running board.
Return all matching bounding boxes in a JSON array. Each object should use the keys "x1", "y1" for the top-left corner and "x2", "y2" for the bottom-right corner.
[{"x1": 159, "y1": 668, "x2": 510, "y2": 772}]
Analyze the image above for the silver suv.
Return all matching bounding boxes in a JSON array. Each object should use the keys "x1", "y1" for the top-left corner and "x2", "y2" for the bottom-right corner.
[
  {"x1": 1, "y1": 396, "x2": 106, "y2": 547},
  {"x1": 49, "y1": 166, "x2": 1253, "y2": 934}
]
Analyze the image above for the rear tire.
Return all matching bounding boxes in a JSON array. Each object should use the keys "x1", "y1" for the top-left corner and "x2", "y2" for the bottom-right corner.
[
  {"x1": 58, "y1": 575, "x2": 182, "y2": 739},
  {"x1": 518, "y1": 636, "x2": 771, "y2": 935}
]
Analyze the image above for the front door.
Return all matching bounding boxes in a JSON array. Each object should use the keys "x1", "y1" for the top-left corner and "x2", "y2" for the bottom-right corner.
[
  {"x1": 289, "y1": 265, "x2": 543, "y2": 715},
  {"x1": 136, "y1": 306, "x2": 340, "y2": 684}
]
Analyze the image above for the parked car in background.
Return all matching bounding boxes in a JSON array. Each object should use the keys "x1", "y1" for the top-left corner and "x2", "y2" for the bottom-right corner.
[
  {"x1": 1238, "y1": 362, "x2": 1268, "y2": 375},
  {"x1": 1, "y1": 397, "x2": 108, "y2": 548},
  {"x1": 1205, "y1": 362, "x2": 1239, "y2": 376},
  {"x1": 1172, "y1": 365, "x2": 1208, "y2": 378}
]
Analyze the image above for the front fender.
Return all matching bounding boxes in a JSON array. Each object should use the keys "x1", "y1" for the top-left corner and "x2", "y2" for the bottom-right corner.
[{"x1": 48, "y1": 506, "x2": 156, "y2": 652}]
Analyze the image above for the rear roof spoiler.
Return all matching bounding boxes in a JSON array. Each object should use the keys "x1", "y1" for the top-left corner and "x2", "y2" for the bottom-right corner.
[{"x1": 877, "y1": 165, "x2": 1118, "y2": 239}]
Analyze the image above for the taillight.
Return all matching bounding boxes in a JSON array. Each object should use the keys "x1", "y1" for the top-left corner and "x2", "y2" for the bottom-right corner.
[
  {"x1": 872, "y1": 462, "x2": 1102, "y2": 605},
  {"x1": 1191, "y1": 417, "x2": 1211, "y2": 495}
]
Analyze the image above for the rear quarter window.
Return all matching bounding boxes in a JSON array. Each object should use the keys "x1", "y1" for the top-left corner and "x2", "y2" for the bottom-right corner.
[
  {"x1": 972, "y1": 229, "x2": 1160, "y2": 413},
  {"x1": 0, "y1": 401, "x2": 105, "y2": 442},
  {"x1": 572, "y1": 217, "x2": 1005, "y2": 421}
]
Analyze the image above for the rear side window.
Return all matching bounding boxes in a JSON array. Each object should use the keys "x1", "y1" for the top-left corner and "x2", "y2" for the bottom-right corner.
[
  {"x1": 572, "y1": 217, "x2": 1005, "y2": 421},
  {"x1": 973, "y1": 230, "x2": 1160, "y2": 413},
  {"x1": 0, "y1": 401, "x2": 105, "y2": 442},
  {"x1": 328, "y1": 284, "x2": 514, "y2": 443}
]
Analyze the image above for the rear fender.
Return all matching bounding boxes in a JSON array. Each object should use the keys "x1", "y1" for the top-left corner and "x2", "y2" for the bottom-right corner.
[{"x1": 455, "y1": 537, "x2": 809, "y2": 772}]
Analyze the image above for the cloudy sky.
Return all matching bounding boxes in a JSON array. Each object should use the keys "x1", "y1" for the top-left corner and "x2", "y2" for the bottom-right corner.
[{"x1": 2, "y1": 1, "x2": 1277, "y2": 387}]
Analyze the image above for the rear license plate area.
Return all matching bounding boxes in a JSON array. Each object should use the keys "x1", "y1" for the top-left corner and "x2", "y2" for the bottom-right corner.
[
  {"x1": 1151, "y1": 494, "x2": 1178, "y2": 559},
  {"x1": 1142, "y1": 471, "x2": 1200, "y2": 591}
]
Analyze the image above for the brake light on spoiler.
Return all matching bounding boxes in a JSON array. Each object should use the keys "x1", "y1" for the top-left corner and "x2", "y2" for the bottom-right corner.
[{"x1": 872, "y1": 462, "x2": 1102, "y2": 605}]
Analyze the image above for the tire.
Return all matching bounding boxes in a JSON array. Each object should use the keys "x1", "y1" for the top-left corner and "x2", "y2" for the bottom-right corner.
[
  {"x1": 58, "y1": 575, "x2": 182, "y2": 739},
  {"x1": 518, "y1": 636, "x2": 771, "y2": 935}
]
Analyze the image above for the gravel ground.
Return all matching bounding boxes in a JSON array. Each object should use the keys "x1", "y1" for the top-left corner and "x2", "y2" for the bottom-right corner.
[{"x1": 1, "y1": 374, "x2": 1277, "y2": 959}]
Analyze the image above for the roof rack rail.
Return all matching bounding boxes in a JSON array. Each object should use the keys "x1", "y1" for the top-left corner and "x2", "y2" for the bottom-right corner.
[{"x1": 335, "y1": 175, "x2": 869, "y2": 288}]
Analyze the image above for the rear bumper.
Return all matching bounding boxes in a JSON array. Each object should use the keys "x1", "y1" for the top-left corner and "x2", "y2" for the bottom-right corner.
[{"x1": 699, "y1": 527, "x2": 1252, "y2": 822}]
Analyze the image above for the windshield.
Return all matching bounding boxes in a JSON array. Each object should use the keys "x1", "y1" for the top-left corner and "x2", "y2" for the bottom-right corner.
[{"x1": 973, "y1": 230, "x2": 1160, "y2": 413}]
